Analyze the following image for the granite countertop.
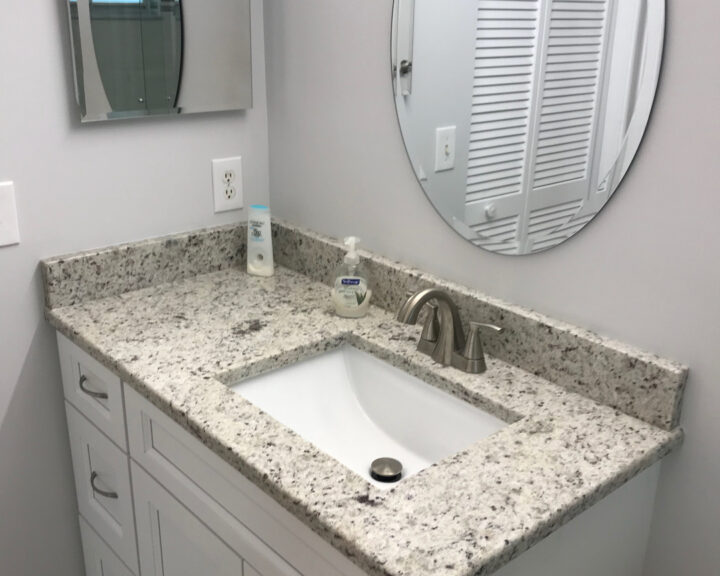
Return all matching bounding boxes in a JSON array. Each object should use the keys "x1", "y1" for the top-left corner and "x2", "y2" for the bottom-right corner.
[{"x1": 45, "y1": 261, "x2": 683, "y2": 576}]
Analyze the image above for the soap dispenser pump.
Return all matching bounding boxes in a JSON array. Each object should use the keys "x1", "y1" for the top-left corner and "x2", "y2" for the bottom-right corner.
[{"x1": 331, "y1": 236, "x2": 372, "y2": 318}]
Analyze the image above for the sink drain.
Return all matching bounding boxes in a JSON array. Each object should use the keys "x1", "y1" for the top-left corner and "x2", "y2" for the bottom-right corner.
[{"x1": 370, "y1": 457, "x2": 403, "y2": 483}]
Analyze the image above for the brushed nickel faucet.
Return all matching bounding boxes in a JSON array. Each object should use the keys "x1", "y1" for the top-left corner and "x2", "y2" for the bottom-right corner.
[{"x1": 397, "y1": 289, "x2": 503, "y2": 374}]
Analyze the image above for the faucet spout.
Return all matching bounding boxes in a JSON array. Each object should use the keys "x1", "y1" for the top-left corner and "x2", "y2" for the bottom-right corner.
[
  {"x1": 397, "y1": 287, "x2": 503, "y2": 374},
  {"x1": 397, "y1": 289, "x2": 465, "y2": 364}
]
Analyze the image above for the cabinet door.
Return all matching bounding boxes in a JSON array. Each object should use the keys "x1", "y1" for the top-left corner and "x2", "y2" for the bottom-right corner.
[
  {"x1": 66, "y1": 403, "x2": 138, "y2": 573},
  {"x1": 126, "y1": 386, "x2": 346, "y2": 576},
  {"x1": 79, "y1": 516, "x2": 136, "y2": 576},
  {"x1": 132, "y1": 463, "x2": 245, "y2": 576}
]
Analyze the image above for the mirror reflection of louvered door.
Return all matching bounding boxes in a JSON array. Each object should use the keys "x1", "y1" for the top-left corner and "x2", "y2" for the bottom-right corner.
[{"x1": 465, "y1": 0, "x2": 616, "y2": 254}]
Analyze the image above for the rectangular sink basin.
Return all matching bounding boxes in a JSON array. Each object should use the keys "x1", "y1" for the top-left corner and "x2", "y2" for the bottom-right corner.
[{"x1": 230, "y1": 346, "x2": 507, "y2": 488}]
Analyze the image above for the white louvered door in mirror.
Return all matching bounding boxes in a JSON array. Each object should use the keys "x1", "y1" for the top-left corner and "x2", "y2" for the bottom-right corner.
[
  {"x1": 392, "y1": 0, "x2": 664, "y2": 255},
  {"x1": 464, "y1": 0, "x2": 541, "y2": 253},
  {"x1": 523, "y1": 0, "x2": 616, "y2": 253}
]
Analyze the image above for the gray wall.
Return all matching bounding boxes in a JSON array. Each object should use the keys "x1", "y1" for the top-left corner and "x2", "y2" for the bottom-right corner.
[
  {"x1": 263, "y1": 1, "x2": 720, "y2": 574},
  {"x1": 0, "y1": 1, "x2": 269, "y2": 574}
]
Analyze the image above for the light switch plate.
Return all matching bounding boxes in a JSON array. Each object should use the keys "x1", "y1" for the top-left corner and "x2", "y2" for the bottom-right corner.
[
  {"x1": 434, "y1": 126, "x2": 456, "y2": 172},
  {"x1": 212, "y1": 157, "x2": 244, "y2": 213},
  {"x1": 0, "y1": 182, "x2": 20, "y2": 247}
]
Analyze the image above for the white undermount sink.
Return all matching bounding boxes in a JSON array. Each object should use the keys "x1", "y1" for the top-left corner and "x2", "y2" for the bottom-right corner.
[{"x1": 230, "y1": 346, "x2": 507, "y2": 488}]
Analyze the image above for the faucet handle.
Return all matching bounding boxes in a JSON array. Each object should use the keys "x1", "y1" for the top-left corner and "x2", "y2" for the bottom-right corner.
[
  {"x1": 465, "y1": 322, "x2": 503, "y2": 356},
  {"x1": 472, "y1": 322, "x2": 504, "y2": 334},
  {"x1": 420, "y1": 303, "x2": 439, "y2": 341},
  {"x1": 460, "y1": 322, "x2": 504, "y2": 373}
]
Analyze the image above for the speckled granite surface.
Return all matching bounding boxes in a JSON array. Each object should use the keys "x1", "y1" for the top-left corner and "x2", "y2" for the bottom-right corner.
[
  {"x1": 45, "y1": 262, "x2": 682, "y2": 576},
  {"x1": 42, "y1": 224, "x2": 246, "y2": 309},
  {"x1": 43, "y1": 221, "x2": 688, "y2": 430},
  {"x1": 271, "y1": 221, "x2": 688, "y2": 430}
]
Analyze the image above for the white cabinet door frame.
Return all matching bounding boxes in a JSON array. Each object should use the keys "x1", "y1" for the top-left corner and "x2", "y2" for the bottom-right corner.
[
  {"x1": 131, "y1": 459, "x2": 300, "y2": 576},
  {"x1": 132, "y1": 463, "x2": 246, "y2": 576},
  {"x1": 79, "y1": 516, "x2": 136, "y2": 576},
  {"x1": 125, "y1": 386, "x2": 366, "y2": 576}
]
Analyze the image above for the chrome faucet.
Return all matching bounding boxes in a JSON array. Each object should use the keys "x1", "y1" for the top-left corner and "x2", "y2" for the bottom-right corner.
[{"x1": 397, "y1": 289, "x2": 503, "y2": 374}]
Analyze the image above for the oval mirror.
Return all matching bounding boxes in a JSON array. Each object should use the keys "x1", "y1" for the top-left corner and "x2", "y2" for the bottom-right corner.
[{"x1": 392, "y1": 0, "x2": 665, "y2": 255}]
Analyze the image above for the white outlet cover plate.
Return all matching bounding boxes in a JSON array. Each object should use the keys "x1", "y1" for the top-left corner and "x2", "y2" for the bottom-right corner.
[
  {"x1": 212, "y1": 157, "x2": 244, "y2": 213},
  {"x1": 0, "y1": 182, "x2": 20, "y2": 247},
  {"x1": 434, "y1": 126, "x2": 456, "y2": 172}
]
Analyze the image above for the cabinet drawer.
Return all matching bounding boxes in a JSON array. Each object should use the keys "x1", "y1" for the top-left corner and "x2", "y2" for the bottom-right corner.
[
  {"x1": 58, "y1": 333, "x2": 127, "y2": 450},
  {"x1": 79, "y1": 516, "x2": 136, "y2": 576},
  {"x1": 125, "y1": 386, "x2": 364, "y2": 576},
  {"x1": 66, "y1": 403, "x2": 139, "y2": 574}
]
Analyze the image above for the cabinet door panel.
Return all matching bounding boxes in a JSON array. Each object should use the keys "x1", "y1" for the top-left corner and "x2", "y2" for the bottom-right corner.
[
  {"x1": 66, "y1": 403, "x2": 138, "y2": 573},
  {"x1": 133, "y1": 463, "x2": 245, "y2": 576},
  {"x1": 79, "y1": 516, "x2": 136, "y2": 576},
  {"x1": 126, "y1": 386, "x2": 359, "y2": 576}
]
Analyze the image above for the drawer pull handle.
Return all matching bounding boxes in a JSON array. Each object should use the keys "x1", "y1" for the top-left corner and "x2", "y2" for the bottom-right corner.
[
  {"x1": 90, "y1": 471, "x2": 118, "y2": 499},
  {"x1": 79, "y1": 375, "x2": 109, "y2": 400}
]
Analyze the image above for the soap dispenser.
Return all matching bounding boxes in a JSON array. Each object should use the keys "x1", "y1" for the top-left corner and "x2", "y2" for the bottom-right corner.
[{"x1": 331, "y1": 237, "x2": 372, "y2": 318}]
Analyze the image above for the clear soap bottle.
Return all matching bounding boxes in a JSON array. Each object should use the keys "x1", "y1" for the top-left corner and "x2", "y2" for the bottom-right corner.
[{"x1": 331, "y1": 237, "x2": 372, "y2": 318}]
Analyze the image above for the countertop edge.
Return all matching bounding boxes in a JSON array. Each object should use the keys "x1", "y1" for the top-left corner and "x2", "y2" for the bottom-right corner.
[{"x1": 473, "y1": 431, "x2": 682, "y2": 575}]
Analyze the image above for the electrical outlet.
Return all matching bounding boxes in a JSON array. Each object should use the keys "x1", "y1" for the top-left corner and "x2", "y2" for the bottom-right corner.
[{"x1": 212, "y1": 157, "x2": 243, "y2": 213}]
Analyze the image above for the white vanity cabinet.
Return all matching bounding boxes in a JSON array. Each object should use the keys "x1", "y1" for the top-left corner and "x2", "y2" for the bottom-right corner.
[
  {"x1": 58, "y1": 332, "x2": 662, "y2": 576},
  {"x1": 58, "y1": 333, "x2": 366, "y2": 576},
  {"x1": 60, "y1": 333, "x2": 139, "y2": 575}
]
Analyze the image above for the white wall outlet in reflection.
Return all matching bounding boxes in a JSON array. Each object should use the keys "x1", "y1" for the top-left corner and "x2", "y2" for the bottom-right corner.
[
  {"x1": 212, "y1": 157, "x2": 244, "y2": 213},
  {"x1": 0, "y1": 181, "x2": 20, "y2": 247},
  {"x1": 434, "y1": 126, "x2": 456, "y2": 172}
]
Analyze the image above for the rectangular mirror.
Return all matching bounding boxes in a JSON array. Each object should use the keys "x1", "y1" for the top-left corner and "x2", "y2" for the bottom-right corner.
[{"x1": 67, "y1": 0, "x2": 253, "y2": 122}]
